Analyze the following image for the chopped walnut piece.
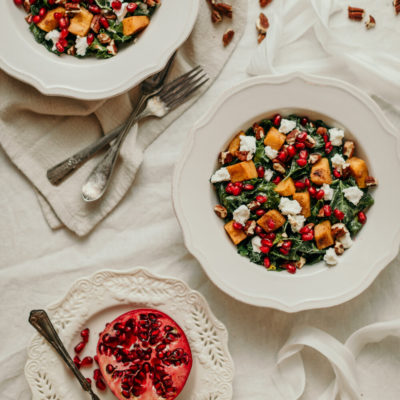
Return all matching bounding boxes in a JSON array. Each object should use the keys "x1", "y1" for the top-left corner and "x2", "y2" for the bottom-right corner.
[
  {"x1": 106, "y1": 40, "x2": 118, "y2": 56},
  {"x1": 218, "y1": 151, "x2": 233, "y2": 165},
  {"x1": 286, "y1": 129, "x2": 299, "y2": 145},
  {"x1": 273, "y1": 162, "x2": 285, "y2": 174},
  {"x1": 214, "y1": 205, "x2": 228, "y2": 219},
  {"x1": 365, "y1": 15, "x2": 376, "y2": 29},
  {"x1": 91, "y1": 15, "x2": 101, "y2": 34},
  {"x1": 253, "y1": 123, "x2": 265, "y2": 140},
  {"x1": 247, "y1": 200, "x2": 261, "y2": 211},
  {"x1": 295, "y1": 257, "x2": 306, "y2": 269},
  {"x1": 97, "y1": 33, "x2": 111, "y2": 44},
  {"x1": 259, "y1": 0, "x2": 272, "y2": 8},
  {"x1": 222, "y1": 29, "x2": 235, "y2": 46},
  {"x1": 394, "y1": 0, "x2": 400, "y2": 15},
  {"x1": 309, "y1": 153, "x2": 322, "y2": 165},
  {"x1": 25, "y1": 14, "x2": 33, "y2": 24},
  {"x1": 67, "y1": 45, "x2": 76, "y2": 56},
  {"x1": 214, "y1": 3, "x2": 233, "y2": 18},
  {"x1": 236, "y1": 151, "x2": 251, "y2": 161},
  {"x1": 244, "y1": 220, "x2": 257, "y2": 236},
  {"x1": 211, "y1": 9, "x2": 222, "y2": 23},
  {"x1": 305, "y1": 135, "x2": 316, "y2": 149},
  {"x1": 334, "y1": 241, "x2": 345, "y2": 255},
  {"x1": 331, "y1": 223, "x2": 348, "y2": 239},
  {"x1": 365, "y1": 176, "x2": 378, "y2": 187},
  {"x1": 23, "y1": 0, "x2": 31, "y2": 13},
  {"x1": 343, "y1": 141, "x2": 355, "y2": 158},
  {"x1": 256, "y1": 12, "x2": 269, "y2": 34},
  {"x1": 258, "y1": 33, "x2": 266, "y2": 44},
  {"x1": 348, "y1": 6, "x2": 365, "y2": 21}
]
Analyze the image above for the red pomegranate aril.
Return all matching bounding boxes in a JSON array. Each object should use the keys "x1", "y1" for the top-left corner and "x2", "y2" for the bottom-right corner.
[
  {"x1": 59, "y1": 38, "x2": 68, "y2": 47},
  {"x1": 316, "y1": 190, "x2": 325, "y2": 200},
  {"x1": 265, "y1": 232, "x2": 276, "y2": 241},
  {"x1": 100, "y1": 16, "x2": 109, "y2": 28},
  {"x1": 263, "y1": 257, "x2": 271, "y2": 268},
  {"x1": 302, "y1": 232, "x2": 314, "y2": 241},
  {"x1": 244, "y1": 183, "x2": 254, "y2": 191},
  {"x1": 14, "y1": 0, "x2": 23, "y2": 6},
  {"x1": 308, "y1": 186, "x2": 317, "y2": 197},
  {"x1": 278, "y1": 150, "x2": 287, "y2": 162},
  {"x1": 81, "y1": 357, "x2": 93, "y2": 368},
  {"x1": 323, "y1": 134, "x2": 329, "y2": 143},
  {"x1": 287, "y1": 145, "x2": 296, "y2": 158},
  {"x1": 87, "y1": 33, "x2": 94, "y2": 45},
  {"x1": 96, "y1": 377, "x2": 107, "y2": 391},
  {"x1": 296, "y1": 158, "x2": 307, "y2": 167},
  {"x1": 299, "y1": 226, "x2": 310, "y2": 235},
  {"x1": 257, "y1": 165, "x2": 265, "y2": 178},
  {"x1": 74, "y1": 356, "x2": 81, "y2": 369},
  {"x1": 93, "y1": 369, "x2": 102, "y2": 380},
  {"x1": 323, "y1": 205, "x2": 332, "y2": 217},
  {"x1": 267, "y1": 219, "x2": 275, "y2": 229},
  {"x1": 233, "y1": 222, "x2": 243, "y2": 230},
  {"x1": 127, "y1": 2, "x2": 138, "y2": 13},
  {"x1": 60, "y1": 28, "x2": 69, "y2": 39},
  {"x1": 255, "y1": 226, "x2": 264, "y2": 235},
  {"x1": 74, "y1": 341, "x2": 86, "y2": 354},
  {"x1": 300, "y1": 117, "x2": 308, "y2": 126},
  {"x1": 261, "y1": 238, "x2": 273, "y2": 247},
  {"x1": 112, "y1": 0, "x2": 122, "y2": 10},
  {"x1": 29, "y1": 0, "x2": 36, "y2": 4},
  {"x1": 334, "y1": 209, "x2": 345, "y2": 220},
  {"x1": 260, "y1": 246, "x2": 270, "y2": 254},
  {"x1": 286, "y1": 264, "x2": 297, "y2": 274},
  {"x1": 282, "y1": 240, "x2": 292, "y2": 249},
  {"x1": 333, "y1": 169, "x2": 341, "y2": 178},
  {"x1": 295, "y1": 181, "x2": 306, "y2": 190},
  {"x1": 59, "y1": 17, "x2": 68, "y2": 29},
  {"x1": 231, "y1": 186, "x2": 241, "y2": 196},
  {"x1": 39, "y1": 7, "x2": 47, "y2": 17},
  {"x1": 54, "y1": 12, "x2": 63, "y2": 20},
  {"x1": 299, "y1": 150, "x2": 308, "y2": 159},
  {"x1": 33, "y1": 15, "x2": 41, "y2": 24},
  {"x1": 279, "y1": 248, "x2": 289, "y2": 255},
  {"x1": 234, "y1": 182, "x2": 243, "y2": 189},
  {"x1": 255, "y1": 209, "x2": 266, "y2": 216},
  {"x1": 273, "y1": 114, "x2": 282, "y2": 127},
  {"x1": 304, "y1": 178, "x2": 311, "y2": 187},
  {"x1": 295, "y1": 142, "x2": 306, "y2": 150},
  {"x1": 297, "y1": 131, "x2": 308, "y2": 142},
  {"x1": 358, "y1": 211, "x2": 367, "y2": 224},
  {"x1": 89, "y1": 4, "x2": 101, "y2": 13},
  {"x1": 272, "y1": 176, "x2": 282, "y2": 184},
  {"x1": 325, "y1": 141, "x2": 332, "y2": 149},
  {"x1": 256, "y1": 195, "x2": 267, "y2": 203}
]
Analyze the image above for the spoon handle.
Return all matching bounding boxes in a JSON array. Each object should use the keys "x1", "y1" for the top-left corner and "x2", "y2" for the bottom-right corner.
[{"x1": 29, "y1": 310, "x2": 94, "y2": 395}]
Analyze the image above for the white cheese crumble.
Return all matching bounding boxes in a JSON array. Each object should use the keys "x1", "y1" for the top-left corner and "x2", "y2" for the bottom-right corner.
[
  {"x1": 324, "y1": 248, "x2": 338, "y2": 266},
  {"x1": 210, "y1": 168, "x2": 231, "y2": 183},
  {"x1": 265, "y1": 146, "x2": 278, "y2": 160},
  {"x1": 279, "y1": 119, "x2": 297, "y2": 134},
  {"x1": 45, "y1": 29, "x2": 60, "y2": 51},
  {"x1": 279, "y1": 198, "x2": 302, "y2": 216},
  {"x1": 331, "y1": 153, "x2": 348, "y2": 171},
  {"x1": 288, "y1": 214, "x2": 306, "y2": 233},
  {"x1": 75, "y1": 36, "x2": 89, "y2": 56},
  {"x1": 339, "y1": 233, "x2": 353, "y2": 249},
  {"x1": 321, "y1": 183, "x2": 334, "y2": 201},
  {"x1": 329, "y1": 128, "x2": 344, "y2": 146},
  {"x1": 343, "y1": 186, "x2": 364, "y2": 205},
  {"x1": 239, "y1": 135, "x2": 256, "y2": 160},
  {"x1": 114, "y1": 2, "x2": 129, "y2": 23},
  {"x1": 251, "y1": 236, "x2": 262, "y2": 253},
  {"x1": 233, "y1": 205, "x2": 250, "y2": 226},
  {"x1": 264, "y1": 169, "x2": 274, "y2": 182}
]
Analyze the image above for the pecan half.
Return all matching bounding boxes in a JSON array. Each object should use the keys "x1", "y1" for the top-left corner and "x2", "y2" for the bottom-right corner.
[
  {"x1": 247, "y1": 200, "x2": 261, "y2": 211},
  {"x1": 331, "y1": 223, "x2": 348, "y2": 239},
  {"x1": 98, "y1": 33, "x2": 111, "y2": 44},
  {"x1": 334, "y1": 241, "x2": 345, "y2": 255},
  {"x1": 23, "y1": 0, "x2": 31, "y2": 13},
  {"x1": 295, "y1": 257, "x2": 306, "y2": 269},
  {"x1": 259, "y1": 0, "x2": 273, "y2": 7},
  {"x1": 365, "y1": 15, "x2": 376, "y2": 29},
  {"x1": 214, "y1": 204, "x2": 228, "y2": 219},
  {"x1": 211, "y1": 9, "x2": 222, "y2": 23},
  {"x1": 316, "y1": 127, "x2": 327, "y2": 135},
  {"x1": 342, "y1": 164, "x2": 351, "y2": 179},
  {"x1": 348, "y1": 6, "x2": 364, "y2": 21},
  {"x1": 253, "y1": 123, "x2": 265, "y2": 140},
  {"x1": 309, "y1": 153, "x2": 322, "y2": 165},
  {"x1": 365, "y1": 176, "x2": 378, "y2": 187},
  {"x1": 65, "y1": 2, "x2": 80, "y2": 11},
  {"x1": 394, "y1": 0, "x2": 400, "y2": 15},
  {"x1": 214, "y1": 2, "x2": 233, "y2": 18},
  {"x1": 317, "y1": 207, "x2": 324, "y2": 218},
  {"x1": 25, "y1": 14, "x2": 33, "y2": 24},
  {"x1": 91, "y1": 15, "x2": 101, "y2": 34},
  {"x1": 106, "y1": 40, "x2": 118, "y2": 56},
  {"x1": 244, "y1": 220, "x2": 257, "y2": 236},
  {"x1": 305, "y1": 135, "x2": 316, "y2": 148},
  {"x1": 67, "y1": 45, "x2": 76, "y2": 56},
  {"x1": 222, "y1": 29, "x2": 235, "y2": 46},
  {"x1": 343, "y1": 140, "x2": 355, "y2": 158},
  {"x1": 236, "y1": 151, "x2": 251, "y2": 161},
  {"x1": 256, "y1": 12, "x2": 269, "y2": 34},
  {"x1": 218, "y1": 151, "x2": 233, "y2": 165},
  {"x1": 273, "y1": 162, "x2": 285, "y2": 174},
  {"x1": 286, "y1": 129, "x2": 299, "y2": 145}
]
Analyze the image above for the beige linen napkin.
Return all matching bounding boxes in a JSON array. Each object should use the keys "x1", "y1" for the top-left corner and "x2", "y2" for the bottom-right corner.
[{"x1": 0, "y1": 0, "x2": 247, "y2": 236}]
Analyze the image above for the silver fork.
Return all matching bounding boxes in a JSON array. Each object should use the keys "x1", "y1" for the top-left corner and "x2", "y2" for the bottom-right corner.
[{"x1": 81, "y1": 67, "x2": 209, "y2": 202}]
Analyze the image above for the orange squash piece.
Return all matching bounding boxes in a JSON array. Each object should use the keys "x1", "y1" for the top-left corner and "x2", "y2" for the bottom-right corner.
[
  {"x1": 264, "y1": 127, "x2": 286, "y2": 151},
  {"x1": 224, "y1": 221, "x2": 247, "y2": 245},
  {"x1": 348, "y1": 157, "x2": 369, "y2": 188},
  {"x1": 226, "y1": 161, "x2": 258, "y2": 182},
  {"x1": 293, "y1": 192, "x2": 311, "y2": 218},
  {"x1": 314, "y1": 220, "x2": 334, "y2": 250},
  {"x1": 274, "y1": 177, "x2": 295, "y2": 197},
  {"x1": 37, "y1": 7, "x2": 65, "y2": 32},
  {"x1": 122, "y1": 15, "x2": 150, "y2": 36},
  {"x1": 257, "y1": 210, "x2": 286, "y2": 233},
  {"x1": 310, "y1": 157, "x2": 332, "y2": 186},
  {"x1": 68, "y1": 7, "x2": 94, "y2": 37}
]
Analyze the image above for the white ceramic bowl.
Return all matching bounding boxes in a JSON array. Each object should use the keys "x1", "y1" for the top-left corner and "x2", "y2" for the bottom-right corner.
[
  {"x1": 0, "y1": 0, "x2": 199, "y2": 99},
  {"x1": 173, "y1": 73, "x2": 400, "y2": 312}
]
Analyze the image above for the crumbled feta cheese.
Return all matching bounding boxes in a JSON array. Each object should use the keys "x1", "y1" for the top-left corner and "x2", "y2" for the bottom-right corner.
[
  {"x1": 210, "y1": 168, "x2": 231, "y2": 183},
  {"x1": 288, "y1": 214, "x2": 306, "y2": 233},
  {"x1": 45, "y1": 30, "x2": 61, "y2": 51},
  {"x1": 279, "y1": 198, "x2": 302, "y2": 216},
  {"x1": 321, "y1": 183, "x2": 334, "y2": 201},
  {"x1": 114, "y1": 2, "x2": 129, "y2": 22},
  {"x1": 331, "y1": 154, "x2": 347, "y2": 171},
  {"x1": 324, "y1": 248, "x2": 338, "y2": 266},
  {"x1": 343, "y1": 186, "x2": 364, "y2": 205},
  {"x1": 329, "y1": 128, "x2": 344, "y2": 146},
  {"x1": 233, "y1": 205, "x2": 250, "y2": 226},
  {"x1": 75, "y1": 36, "x2": 89, "y2": 57},
  {"x1": 279, "y1": 119, "x2": 297, "y2": 134},
  {"x1": 239, "y1": 135, "x2": 256, "y2": 160},
  {"x1": 265, "y1": 146, "x2": 278, "y2": 160},
  {"x1": 251, "y1": 236, "x2": 262, "y2": 253},
  {"x1": 264, "y1": 169, "x2": 274, "y2": 182},
  {"x1": 339, "y1": 233, "x2": 353, "y2": 249}
]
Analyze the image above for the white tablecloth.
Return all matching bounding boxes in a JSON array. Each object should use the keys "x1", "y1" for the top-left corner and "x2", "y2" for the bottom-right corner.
[{"x1": 1, "y1": 1, "x2": 400, "y2": 399}]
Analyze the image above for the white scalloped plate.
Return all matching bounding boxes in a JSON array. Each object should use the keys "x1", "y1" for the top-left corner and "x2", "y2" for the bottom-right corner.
[
  {"x1": 24, "y1": 268, "x2": 234, "y2": 399},
  {"x1": 173, "y1": 73, "x2": 400, "y2": 312},
  {"x1": 0, "y1": 1, "x2": 199, "y2": 99}
]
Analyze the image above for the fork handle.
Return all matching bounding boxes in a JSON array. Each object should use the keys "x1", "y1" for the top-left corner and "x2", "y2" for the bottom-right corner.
[{"x1": 29, "y1": 310, "x2": 92, "y2": 394}]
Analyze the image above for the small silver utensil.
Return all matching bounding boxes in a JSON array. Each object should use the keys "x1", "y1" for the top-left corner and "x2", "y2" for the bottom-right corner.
[
  {"x1": 29, "y1": 309, "x2": 100, "y2": 400},
  {"x1": 82, "y1": 66, "x2": 208, "y2": 202}
]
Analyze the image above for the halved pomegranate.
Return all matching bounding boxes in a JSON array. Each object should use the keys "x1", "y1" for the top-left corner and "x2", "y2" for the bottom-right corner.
[{"x1": 97, "y1": 309, "x2": 192, "y2": 400}]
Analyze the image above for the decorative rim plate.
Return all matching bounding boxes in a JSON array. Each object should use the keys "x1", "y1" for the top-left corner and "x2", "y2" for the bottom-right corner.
[
  {"x1": 173, "y1": 73, "x2": 400, "y2": 312},
  {"x1": 0, "y1": 1, "x2": 199, "y2": 99},
  {"x1": 24, "y1": 267, "x2": 234, "y2": 399}
]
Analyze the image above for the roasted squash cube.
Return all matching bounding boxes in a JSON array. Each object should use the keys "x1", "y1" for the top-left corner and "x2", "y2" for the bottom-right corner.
[
  {"x1": 68, "y1": 8, "x2": 94, "y2": 37},
  {"x1": 37, "y1": 7, "x2": 65, "y2": 32},
  {"x1": 224, "y1": 221, "x2": 247, "y2": 245},
  {"x1": 227, "y1": 131, "x2": 245, "y2": 155},
  {"x1": 348, "y1": 157, "x2": 369, "y2": 188},
  {"x1": 122, "y1": 15, "x2": 150, "y2": 36},
  {"x1": 274, "y1": 177, "x2": 295, "y2": 197},
  {"x1": 226, "y1": 161, "x2": 258, "y2": 182},
  {"x1": 293, "y1": 191, "x2": 311, "y2": 218},
  {"x1": 264, "y1": 127, "x2": 286, "y2": 150},
  {"x1": 257, "y1": 210, "x2": 286, "y2": 233},
  {"x1": 310, "y1": 157, "x2": 332, "y2": 186},
  {"x1": 314, "y1": 220, "x2": 334, "y2": 250}
]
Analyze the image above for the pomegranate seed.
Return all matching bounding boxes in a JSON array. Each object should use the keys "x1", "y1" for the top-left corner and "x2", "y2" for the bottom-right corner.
[
  {"x1": 278, "y1": 151, "x2": 287, "y2": 162},
  {"x1": 304, "y1": 178, "x2": 311, "y2": 187},
  {"x1": 39, "y1": 7, "x2": 47, "y2": 17},
  {"x1": 89, "y1": 4, "x2": 101, "y2": 13},
  {"x1": 279, "y1": 248, "x2": 289, "y2": 255},
  {"x1": 282, "y1": 240, "x2": 292, "y2": 249},
  {"x1": 32, "y1": 15, "x2": 41, "y2": 24},
  {"x1": 272, "y1": 114, "x2": 282, "y2": 127},
  {"x1": 297, "y1": 131, "x2": 308, "y2": 142},
  {"x1": 244, "y1": 183, "x2": 254, "y2": 191},
  {"x1": 302, "y1": 232, "x2": 314, "y2": 241},
  {"x1": 60, "y1": 28, "x2": 69, "y2": 39},
  {"x1": 296, "y1": 158, "x2": 307, "y2": 167},
  {"x1": 48, "y1": 0, "x2": 55, "y2": 4},
  {"x1": 333, "y1": 169, "x2": 341, "y2": 178},
  {"x1": 29, "y1": 0, "x2": 36, "y2": 4},
  {"x1": 255, "y1": 209, "x2": 266, "y2": 216},
  {"x1": 225, "y1": 182, "x2": 234, "y2": 194},
  {"x1": 231, "y1": 186, "x2": 241, "y2": 196},
  {"x1": 272, "y1": 176, "x2": 282, "y2": 184},
  {"x1": 80, "y1": 328, "x2": 90, "y2": 342},
  {"x1": 295, "y1": 181, "x2": 306, "y2": 190},
  {"x1": 73, "y1": 356, "x2": 81, "y2": 369},
  {"x1": 14, "y1": 0, "x2": 23, "y2": 6},
  {"x1": 358, "y1": 211, "x2": 367, "y2": 224},
  {"x1": 258, "y1": 232, "x2": 267, "y2": 238},
  {"x1": 93, "y1": 369, "x2": 101, "y2": 380},
  {"x1": 316, "y1": 189, "x2": 325, "y2": 200},
  {"x1": 81, "y1": 357, "x2": 93, "y2": 368},
  {"x1": 233, "y1": 222, "x2": 243, "y2": 230},
  {"x1": 308, "y1": 186, "x2": 317, "y2": 197},
  {"x1": 74, "y1": 341, "x2": 86, "y2": 354},
  {"x1": 86, "y1": 378, "x2": 92, "y2": 385},
  {"x1": 54, "y1": 12, "x2": 63, "y2": 20},
  {"x1": 256, "y1": 195, "x2": 267, "y2": 203},
  {"x1": 300, "y1": 117, "x2": 308, "y2": 126},
  {"x1": 59, "y1": 17, "x2": 68, "y2": 29},
  {"x1": 267, "y1": 219, "x2": 275, "y2": 230},
  {"x1": 100, "y1": 16, "x2": 109, "y2": 28},
  {"x1": 96, "y1": 378, "x2": 106, "y2": 391},
  {"x1": 286, "y1": 264, "x2": 297, "y2": 274},
  {"x1": 255, "y1": 226, "x2": 264, "y2": 235},
  {"x1": 87, "y1": 33, "x2": 94, "y2": 45},
  {"x1": 263, "y1": 257, "x2": 271, "y2": 268},
  {"x1": 299, "y1": 150, "x2": 308, "y2": 159},
  {"x1": 234, "y1": 182, "x2": 243, "y2": 189},
  {"x1": 323, "y1": 134, "x2": 329, "y2": 143},
  {"x1": 59, "y1": 38, "x2": 68, "y2": 47},
  {"x1": 56, "y1": 42, "x2": 65, "y2": 52},
  {"x1": 334, "y1": 209, "x2": 345, "y2": 220},
  {"x1": 94, "y1": 355, "x2": 99, "y2": 364},
  {"x1": 295, "y1": 142, "x2": 306, "y2": 149},
  {"x1": 299, "y1": 226, "x2": 310, "y2": 234},
  {"x1": 323, "y1": 205, "x2": 332, "y2": 217},
  {"x1": 260, "y1": 246, "x2": 270, "y2": 254},
  {"x1": 111, "y1": 0, "x2": 122, "y2": 10},
  {"x1": 257, "y1": 166, "x2": 265, "y2": 178},
  {"x1": 127, "y1": 2, "x2": 138, "y2": 13},
  {"x1": 265, "y1": 232, "x2": 276, "y2": 240},
  {"x1": 261, "y1": 239, "x2": 273, "y2": 247},
  {"x1": 287, "y1": 145, "x2": 296, "y2": 158}
]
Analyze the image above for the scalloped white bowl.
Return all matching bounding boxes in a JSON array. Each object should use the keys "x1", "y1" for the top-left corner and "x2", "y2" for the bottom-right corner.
[
  {"x1": 173, "y1": 73, "x2": 400, "y2": 312},
  {"x1": 0, "y1": 0, "x2": 199, "y2": 99}
]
